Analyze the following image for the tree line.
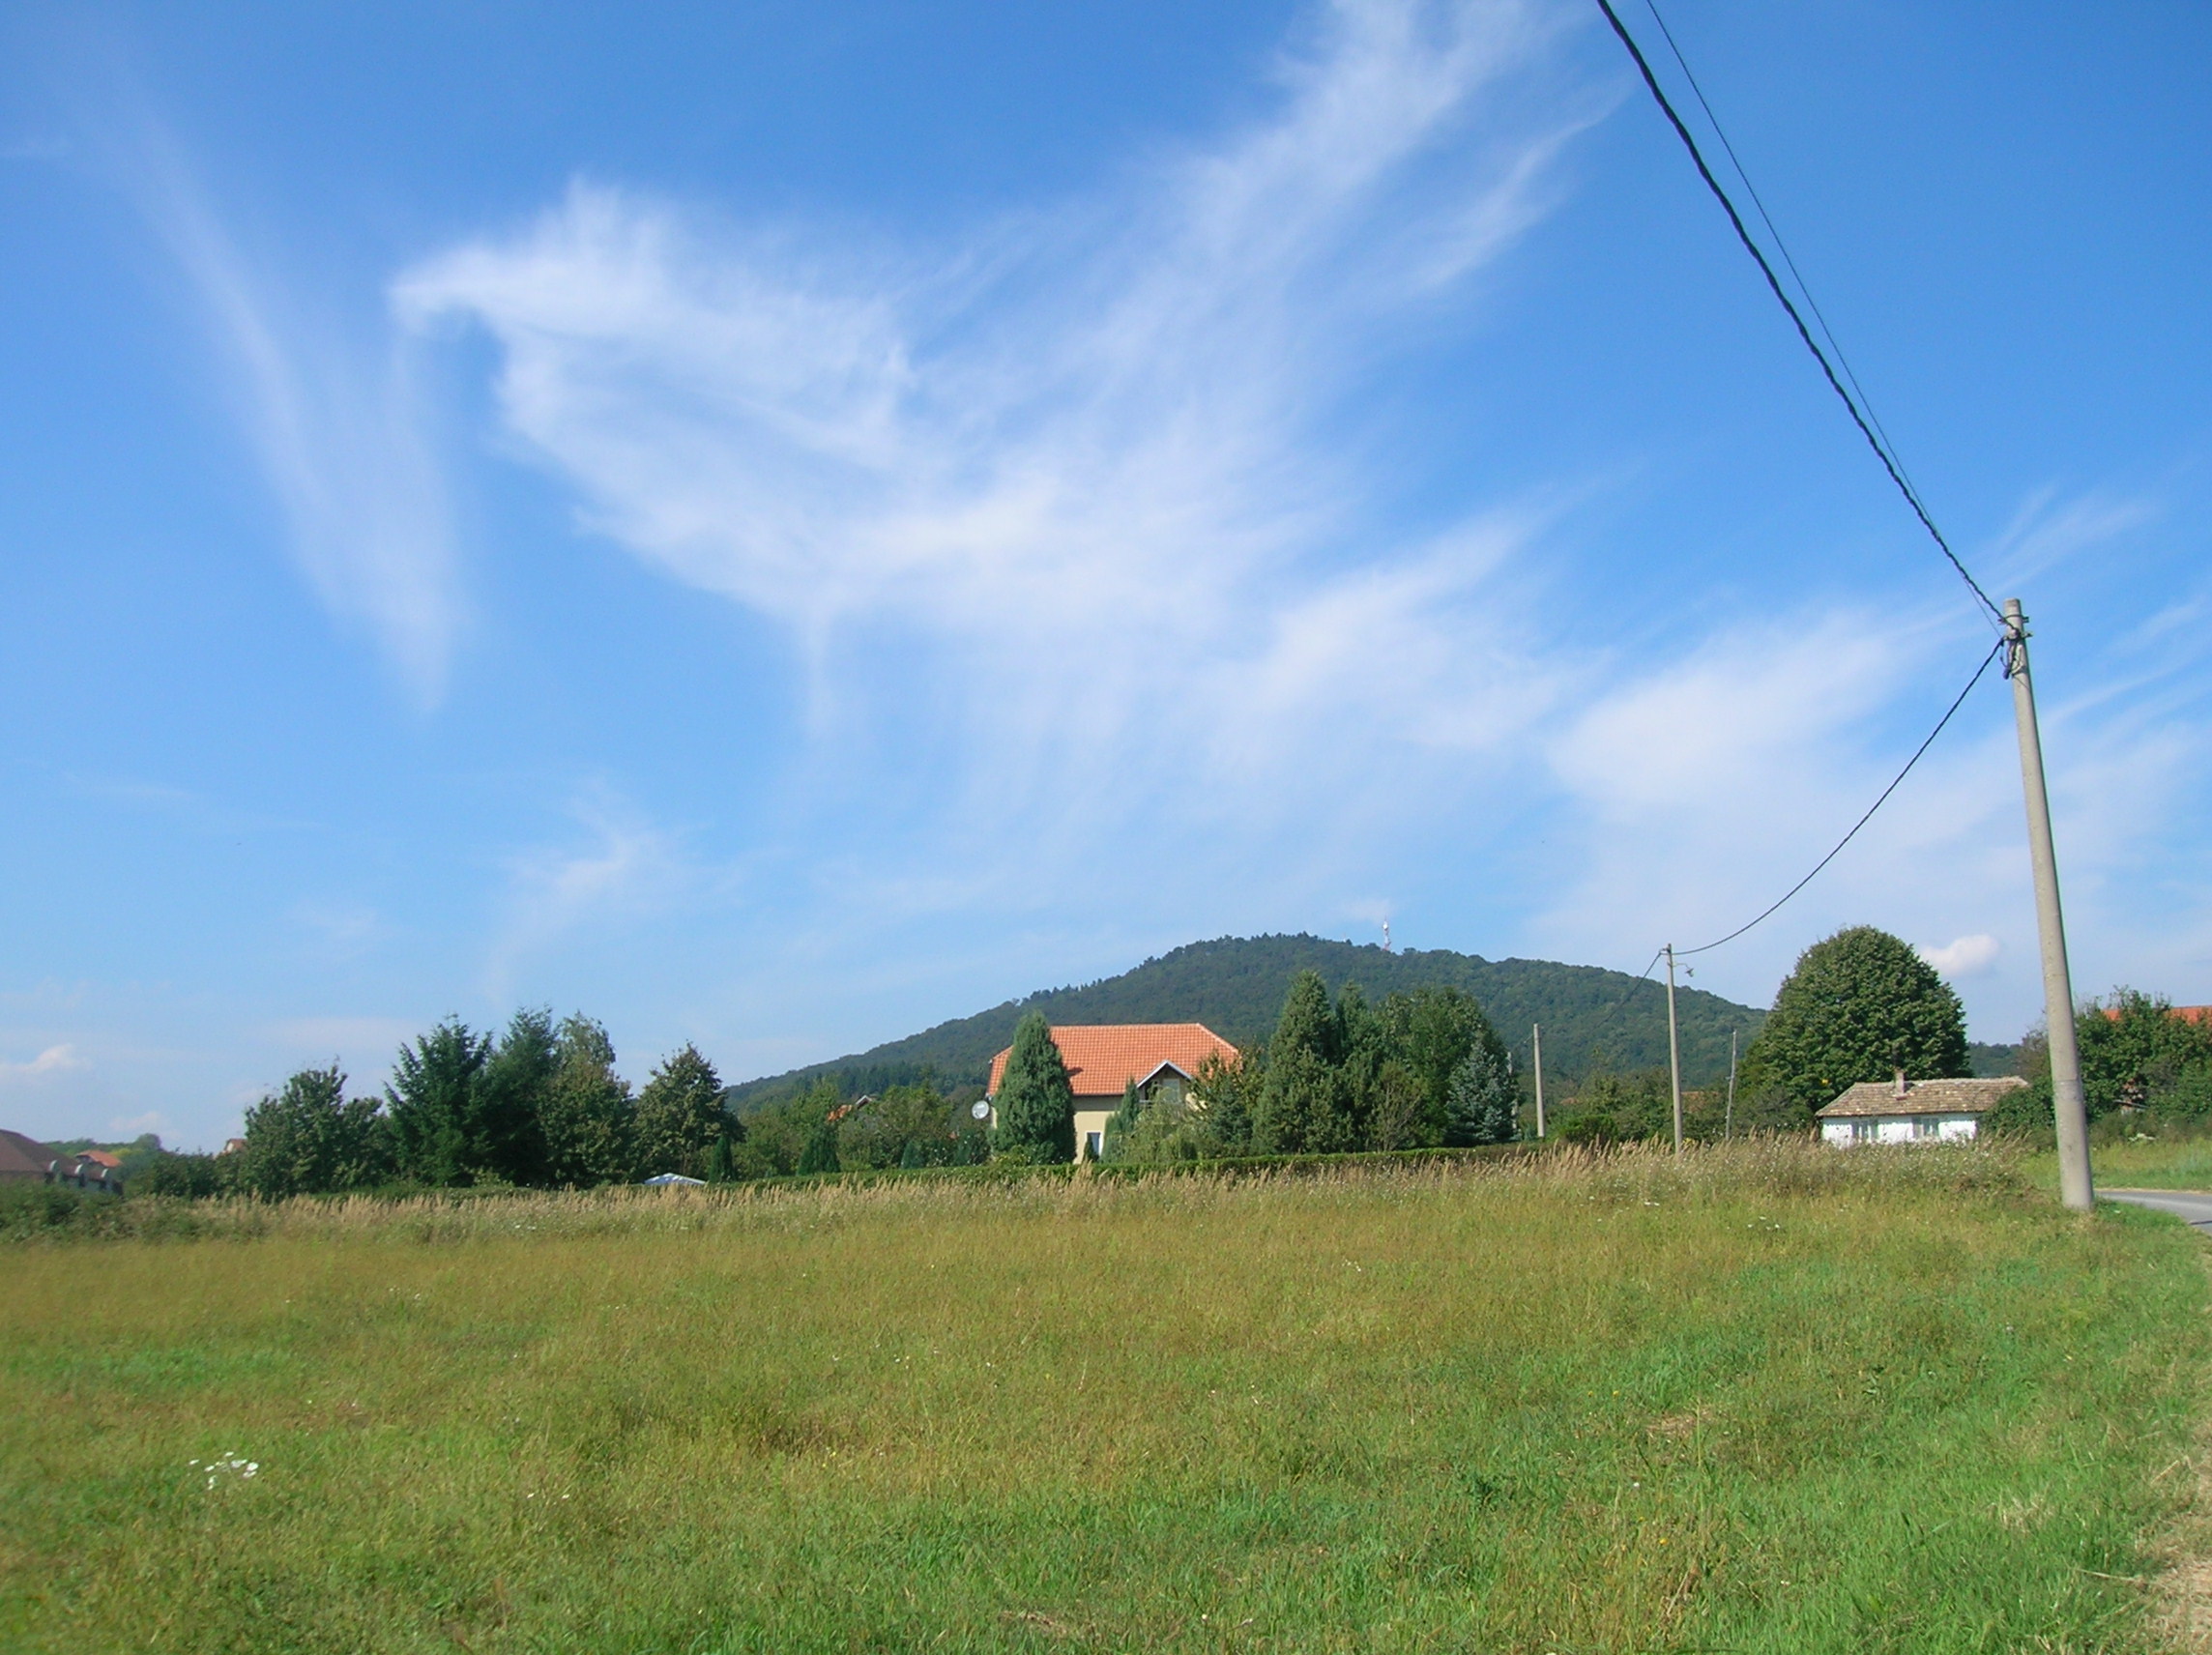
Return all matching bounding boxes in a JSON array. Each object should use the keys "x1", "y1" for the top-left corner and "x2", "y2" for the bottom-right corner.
[
  {"x1": 136, "y1": 1010, "x2": 994, "y2": 1201},
  {"x1": 1548, "y1": 926, "x2": 1970, "y2": 1143},
  {"x1": 994, "y1": 972, "x2": 1523, "y2": 1164},
  {"x1": 124, "y1": 924, "x2": 2212, "y2": 1199},
  {"x1": 1538, "y1": 924, "x2": 2212, "y2": 1145}
]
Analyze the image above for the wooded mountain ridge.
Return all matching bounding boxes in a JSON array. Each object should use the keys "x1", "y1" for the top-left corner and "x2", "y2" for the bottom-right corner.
[{"x1": 726, "y1": 934, "x2": 1767, "y2": 1111}]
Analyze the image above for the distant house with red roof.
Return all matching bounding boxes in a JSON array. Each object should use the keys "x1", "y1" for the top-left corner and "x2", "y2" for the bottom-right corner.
[
  {"x1": 0, "y1": 1129, "x2": 126, "y2": 1192},
  {"x1": 2104, "y1": 1004, "x2": 2212, "y2": 1026},
  {"x1": 985, "y1": 1024, "x2": 1238, "y2": 1162}
]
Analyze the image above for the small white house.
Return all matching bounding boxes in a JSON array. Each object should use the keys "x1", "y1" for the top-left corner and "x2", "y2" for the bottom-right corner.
[{"x1": 1816, "y1": 1072, "x2": 2026, "y2": 1145}]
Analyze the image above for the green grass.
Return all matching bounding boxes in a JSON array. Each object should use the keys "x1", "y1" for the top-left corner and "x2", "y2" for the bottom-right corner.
[
  {"x1": 2, "y1": 1143, "x2": 2205, "y2": 1653},
  {"x1": 2026, "y1": 1130, "x2": 2212, "y2": 1192}
]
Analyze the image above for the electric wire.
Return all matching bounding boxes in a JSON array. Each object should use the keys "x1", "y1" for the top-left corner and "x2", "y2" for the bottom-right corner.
[
  {"x1": 1638, "y1": 0, "x2": 1909, "y2": 481},
  {"x1": 1674, "y1": 637, "x2": 2006, "y2": 958},
  {"x1": 1591, "y1": 0, "x2": 2006, "y2": 627}
]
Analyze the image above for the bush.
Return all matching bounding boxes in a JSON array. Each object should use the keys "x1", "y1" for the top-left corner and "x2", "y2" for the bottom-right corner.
[{"x1": 133, "y1": 1152, "x2": 234, "y2": 1200}]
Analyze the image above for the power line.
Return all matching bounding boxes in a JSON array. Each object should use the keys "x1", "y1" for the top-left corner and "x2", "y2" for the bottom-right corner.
[
  {"x1": 1591, "y1": 0, "x2": 2005, "y2": 627},
  {"x1": 1638, "y1": 0, "x2": 1908, "y2": 481},
  {"x1": 1675, "y1": 637, "x2": 2005, "y2": 958}
]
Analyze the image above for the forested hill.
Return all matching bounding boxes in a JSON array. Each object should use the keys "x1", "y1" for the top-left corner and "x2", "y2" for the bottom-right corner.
[{"x1": 726, "y1": 934, "x2": 1765, "y2": 1110}]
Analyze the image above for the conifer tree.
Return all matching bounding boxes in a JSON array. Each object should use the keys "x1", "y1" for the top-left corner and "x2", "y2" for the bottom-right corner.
[
  {"x1": 1254, "y1": 971, "x2": 1347, "y2": 1153},
  {"x1": 1443, "y1": 1042, "x2": 1519, "y2": 1145},
  {"x1": 993, "y1": 1011, "x2": 1075, "y2": 1164},
  {"x1": 539, "y1": 1015, "x2": 636, "y2": 1186},
  {"x1": 475, "y1": 1007, "x2": 557, "y2": 1185},
  {"x1": 1190, "y1": 1050, "x2": 1258, "y2": 1154},
  {"x1": 634, "y1": 1044, "x2": 732, "y2": 1178},
  {"x1": 386, "y1": 1019, "x2": 491, "y2": 1186}
]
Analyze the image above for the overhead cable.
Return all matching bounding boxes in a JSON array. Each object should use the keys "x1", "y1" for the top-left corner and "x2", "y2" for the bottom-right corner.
[
  {"x1": 1591, "y1": 0, "x2": 2006, "y2": 627},
  {"x1": 1638, "y1": 0, "x2": 1907, "y2": 478},
  {"x1": 1675, "y1": 638, "x2": 2006, "y2": 958}
]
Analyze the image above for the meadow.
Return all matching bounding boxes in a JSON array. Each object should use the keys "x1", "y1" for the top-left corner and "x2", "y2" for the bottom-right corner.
[
  {"x1": 2036, "y1": 1130, "x2": 2212, "y2": 1194},
  {"x1": 3, "y1": 1143, "x2": 2207, "y2": 1654}
]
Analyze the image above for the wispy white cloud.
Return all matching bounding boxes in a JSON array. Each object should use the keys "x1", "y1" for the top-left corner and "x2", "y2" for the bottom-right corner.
[
  {"x1": 396, "y1": 0, "x2": 1582, "y2": 862},
  {"x1": 486, "y1": 790, "x2": 695, "y2": 997},
  {"x1": 1984, "y1": 486, "x2": 2160, "y2": 593},
  {"x1": 102, "y1": 116, "x2": 462, "y2": 701},
  {"x1": 0, "y1": 1044, "x2": 87, "y2": 1079},
  {"x1": 364, "y1": 0, "x2": 2205, "y2": 1048}
]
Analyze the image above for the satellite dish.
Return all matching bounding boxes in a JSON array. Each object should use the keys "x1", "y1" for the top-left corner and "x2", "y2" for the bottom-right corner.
[{"x1": 971, "y1": 1100, "x2": 991, "y2": 1120}]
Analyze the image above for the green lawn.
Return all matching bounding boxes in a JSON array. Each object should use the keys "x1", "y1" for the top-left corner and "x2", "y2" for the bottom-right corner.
[{"x1": 3, "y1": 1144, "x2": 2205, "y2": 1653}]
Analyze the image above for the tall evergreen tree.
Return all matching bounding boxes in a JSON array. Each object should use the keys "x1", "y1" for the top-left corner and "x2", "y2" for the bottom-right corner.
[
  {"x1": 1254, "y1": 971, "x2": 1347, "y2": 1153},
  {"x1": 539, "y1": 1015, "x2": 635, "y2": 1186},
  {"x1": 386, "y1": 1019, "x2": 491, "y2": 1186},
  {"x1": 239, "y1": 1063, "x2": 390, "y2": 1198},
  {"x1": 475, "y1": 1007, "x2": 557, "y2": 1185},
  {"x1": 1382, "y1": 985, "x2": 1493, "y2": 1143},
  {"x1": 1742, "y1": 926, "x2": 1970, "y2": 1113},
  {"x1": 993, "y1": 1011, "x2": 1075, "y2": 1164},
  {"x1": 1443, "y1": 1042, "x2": 1519, "y2": 1145},
  {"x1": 634, "y1": 1044, "x2": 732, "y2": 1177}
]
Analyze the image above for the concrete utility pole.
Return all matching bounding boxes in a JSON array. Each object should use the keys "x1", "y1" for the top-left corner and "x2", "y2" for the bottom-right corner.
[
  {"x1": 1725, "y1": 1028, "x2": 1738, "y2": 1141},
  {"x1": 1665, "y1": 944, "x2": 1684, "y2": 1154},
  {"x1": 1532, "y1": 1024, "x2": 1546, "y2": 1140},
  {"x1": 2004, "y1": 598, "x2": 2094, "y2": 1212}
]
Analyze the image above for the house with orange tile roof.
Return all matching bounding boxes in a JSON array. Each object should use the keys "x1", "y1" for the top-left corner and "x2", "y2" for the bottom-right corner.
[{"x1": 985, "y1": 1024, "x2": 1238, "y2": 1162}]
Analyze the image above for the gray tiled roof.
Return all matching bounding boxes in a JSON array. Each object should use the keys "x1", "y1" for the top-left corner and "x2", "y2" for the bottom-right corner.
[
  {"x1": 0, "y1": 1128, "x2": 59, "y2": 1177},
  {"x1": 1816, "y1": 1076, "x2": 2028, "y2": 1118}
]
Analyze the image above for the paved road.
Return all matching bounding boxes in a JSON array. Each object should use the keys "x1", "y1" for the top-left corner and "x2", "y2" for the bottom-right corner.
[{"x1": 2105, "y1": 1188, "x2": 2212, "y2": 1231}]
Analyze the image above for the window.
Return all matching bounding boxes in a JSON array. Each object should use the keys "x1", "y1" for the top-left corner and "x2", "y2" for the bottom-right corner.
[
  {"x1": 1085, "y1": 1131, "x2": 1103, "y2": 1162},
  {"x1": 1915, "y1": 1118, "x2": 1942, "y2": 1141}
]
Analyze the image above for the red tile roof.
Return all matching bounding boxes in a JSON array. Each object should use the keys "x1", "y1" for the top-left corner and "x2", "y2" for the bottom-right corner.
[
  {"x1": 988, "y1": 1024, "x2": 1238, "y2": 1101},
  {"x1": 2104, "y1": 1004, "x2": 2212, "y2": 1025}
]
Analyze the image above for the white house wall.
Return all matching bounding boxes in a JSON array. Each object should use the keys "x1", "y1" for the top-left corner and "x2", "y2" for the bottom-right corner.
[{"x1": 1820, "y1": 1115, "x2": 1980, "y2": 1146}]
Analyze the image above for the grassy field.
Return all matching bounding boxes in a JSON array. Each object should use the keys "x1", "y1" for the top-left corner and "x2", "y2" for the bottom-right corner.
[
  {"x1": 2030, "y1": 1131, "x2": 2212, "y2": 1193},
  {"x1": 3, "y1": 1144, "x2": 2207, "y2": 1654}
]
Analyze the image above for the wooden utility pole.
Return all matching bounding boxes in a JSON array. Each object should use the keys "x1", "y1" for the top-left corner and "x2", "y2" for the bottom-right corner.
[
  {"x1": 2004, "y1": 598, "x2": 2094, "y2": 1211},
  {"x1": 1532, "y1": 1024, "x2": 1546, "y2": 1140},
  {"x1": 1665, "y1": 944, "x2": 1684, "y2": 1154}
]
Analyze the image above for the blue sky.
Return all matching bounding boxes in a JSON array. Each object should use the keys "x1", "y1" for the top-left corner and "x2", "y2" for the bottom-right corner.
[{"x1": 4, "y1": 0, "x2": 2207, "y2": 1148}]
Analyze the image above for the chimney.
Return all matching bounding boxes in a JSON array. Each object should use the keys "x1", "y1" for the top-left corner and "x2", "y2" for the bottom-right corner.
[{"x1": 1893, "y1": 1067, "x2": 1909, "y2": 1099}]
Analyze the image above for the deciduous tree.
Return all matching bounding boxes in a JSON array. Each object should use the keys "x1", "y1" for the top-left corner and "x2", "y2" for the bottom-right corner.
[
  {"x1": 1740, "y1": 927, "x2": 1968, "y2": 1113},
  {"x1": 239, "y1": 1063, "x2": 390, "y2": 1198}
]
